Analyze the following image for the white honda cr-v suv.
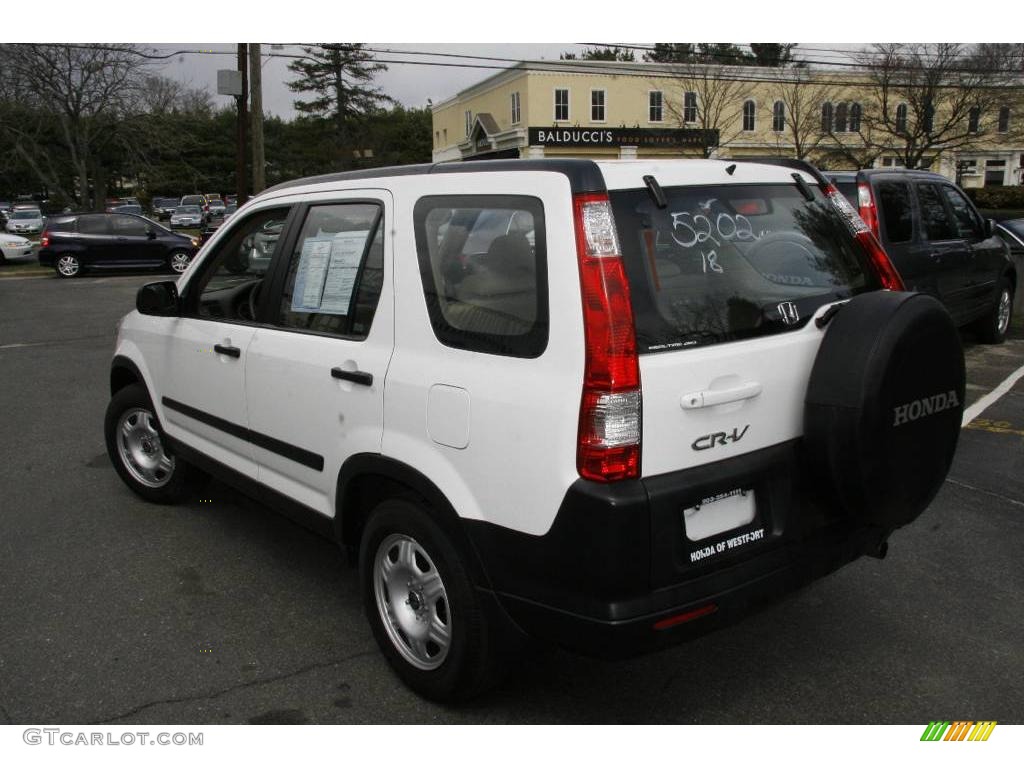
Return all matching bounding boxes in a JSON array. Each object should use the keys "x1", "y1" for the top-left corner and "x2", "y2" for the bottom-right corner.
[{"x1": 105, "y1": 159, "x2": 965, "y2": 702}]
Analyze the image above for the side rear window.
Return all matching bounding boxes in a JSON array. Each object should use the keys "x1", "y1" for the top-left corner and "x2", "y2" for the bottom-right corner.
[
  {"x1": 610, "y1": 183, "x2": 877, "y2": 352},
  {"x1": 413, "y1": 195, "x2": 548, "y2": 358},
  {"x1": 875, "y1": 181, "x2": 914, "y2": 243},
  {"x1": 916, "y1": 183, "x2": 958, "y2": 241}
]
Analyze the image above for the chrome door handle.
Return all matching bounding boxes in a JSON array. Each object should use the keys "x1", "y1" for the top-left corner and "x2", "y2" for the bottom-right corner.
[{"x1": 681, "y1": 382, "x2": 762, "y2": 409}]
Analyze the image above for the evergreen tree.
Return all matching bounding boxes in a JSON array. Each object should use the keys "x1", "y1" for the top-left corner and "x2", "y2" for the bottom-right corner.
[
  {"x1": 286, "y1": 44, "x2": 392, "y2": 169},
  {"x1": 562, "y1": 46, "x2": 635, "y2": 62},
  {"x1": 750, "y1": 44, "x2": 797, "y2": 67},
  {"x1": 643, "y1": 43, "x2": 695, "y2": 63}
]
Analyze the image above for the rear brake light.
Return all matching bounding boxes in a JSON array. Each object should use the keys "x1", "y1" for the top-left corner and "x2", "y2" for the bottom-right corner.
[
  {"x1": 574, "y1": 193, "x2": 641, "y2": 482},
  {"x1": 856, "y1": 181, "x2": 880, "y2": 239},
  {"x1": 40, "y1": 231, "x2": 49, "y2": 247},
  {"x1": 825, "y1": 184, "x2": 904, "y2": 291}
]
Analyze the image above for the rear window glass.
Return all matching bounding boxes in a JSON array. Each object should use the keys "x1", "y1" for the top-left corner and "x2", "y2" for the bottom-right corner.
[
  {"x1": 610, "y1": 183, "x2": 877, "y2": 353},
  {"x1": 413, "y1": 195, "x2": 547, "y2": 358},
  {"x1": 876, "y1": 181, "x2": 914, "y2": 243}
]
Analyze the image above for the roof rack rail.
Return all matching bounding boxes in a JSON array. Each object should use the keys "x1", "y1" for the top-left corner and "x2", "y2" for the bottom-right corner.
[{"x1": 728, "y1": 156, "x2": 830, "y2": 187}]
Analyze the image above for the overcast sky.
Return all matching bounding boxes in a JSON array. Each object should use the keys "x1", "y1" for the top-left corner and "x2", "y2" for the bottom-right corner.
[{"x1": 149, "y1": 44, "x2": 593, "y2": 118}]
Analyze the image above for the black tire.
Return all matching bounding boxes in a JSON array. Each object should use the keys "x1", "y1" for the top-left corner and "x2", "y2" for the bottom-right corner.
[
  {"x1": 167, "y1": 250, "x2": 192, "y2": 275},
  {"x1": 973, "y1": 277, "x2": 1014, "y2": 344},
  {"x1": 359, "y1": 498, "x2": 504, "y2": 704},
  {"x1": 55, "y1": 254, "x2": 81, "y2": 278},
  {"x1": 104, "y1": 383, "x2": 195, "y2": 504},
  {"x1": 805, "y1": 291, "x2": 965, "y2": 531}
]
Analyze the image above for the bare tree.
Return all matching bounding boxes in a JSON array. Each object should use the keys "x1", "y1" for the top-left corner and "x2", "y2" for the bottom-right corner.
[
  {"x1": 827, "y1": 43, "x2": 1024, "y2": 170},
  {"x1": 0, "y1": 44, "x2": 147, "y2": 208},
  {"x1": 659, "y1": 62, "x2": 753, "y2": 157}
]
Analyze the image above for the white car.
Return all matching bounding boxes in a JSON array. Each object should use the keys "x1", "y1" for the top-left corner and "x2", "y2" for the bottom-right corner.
[
  {"x1": 169, "y1": 206, "x2": 203, "y2": 229},
  {"x1": 104, "y1": 159, "x2": 966, "y2": 704},
  {"x1": 5, "y1": 209, "x2": 44, "y2": 235},
  {"x1": 0, "y1": 233, "x2": 34, "y2": 262}
]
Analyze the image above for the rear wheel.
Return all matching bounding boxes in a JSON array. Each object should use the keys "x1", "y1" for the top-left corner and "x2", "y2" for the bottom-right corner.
[
  {"x1": 55, "y1": 254, "x2": 81, "y2": 278},
  {"x1": 360, "y1": 498, "x2": 504, "y2": 703},
  {"x1": 974, "y1": 278, "x2": 1014, "y2": 344}
]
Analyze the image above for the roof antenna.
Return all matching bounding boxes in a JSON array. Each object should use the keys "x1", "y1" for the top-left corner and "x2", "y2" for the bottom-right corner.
[{"x1": 725, "y1": 164, "x2": 737, "y2": 176}]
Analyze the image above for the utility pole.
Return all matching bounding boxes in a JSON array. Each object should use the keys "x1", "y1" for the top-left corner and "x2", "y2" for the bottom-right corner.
[
  {"x1": 249, "y1": 43, "x2": 265, "y2": 195},
  {"x1": 236, "y1": 44, "x2": 249, "y2": 206}
]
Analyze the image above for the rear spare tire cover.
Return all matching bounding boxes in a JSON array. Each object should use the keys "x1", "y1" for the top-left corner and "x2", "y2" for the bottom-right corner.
[{"x1": 805, "y1": 291, "x2": 965, "y2": 530}]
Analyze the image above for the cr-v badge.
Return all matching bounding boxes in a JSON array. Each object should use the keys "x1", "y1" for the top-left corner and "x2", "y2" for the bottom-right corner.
[{"x1": 692, "y1": 425, "x2": 750, "y2": 451}]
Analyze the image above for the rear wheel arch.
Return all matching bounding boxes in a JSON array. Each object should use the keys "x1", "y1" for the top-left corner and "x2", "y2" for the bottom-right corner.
[{"x1": 336, "y1": 455, "x2": 492, "y2": 589}]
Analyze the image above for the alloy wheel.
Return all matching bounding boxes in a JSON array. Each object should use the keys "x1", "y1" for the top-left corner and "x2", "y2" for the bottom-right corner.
[{"x1": 116, "y1": 407, "x2": 175, "y2": 488}]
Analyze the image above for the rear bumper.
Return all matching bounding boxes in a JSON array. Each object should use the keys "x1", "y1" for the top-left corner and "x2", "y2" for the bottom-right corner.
[{"x1": 464, "y1": 440, "x2": 885, "y2": 658}]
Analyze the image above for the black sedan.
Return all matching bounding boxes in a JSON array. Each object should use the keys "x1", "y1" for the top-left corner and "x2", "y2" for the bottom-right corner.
[{"x1": 38, "y1": 212, "x2": 199, "y2": 278}]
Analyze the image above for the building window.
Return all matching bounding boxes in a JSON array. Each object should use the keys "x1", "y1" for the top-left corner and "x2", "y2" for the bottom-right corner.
[
  {"x1": 434, "y1": 131, "x2": 439, "y2": 147},
  {"x1": 511, "y1": 91, "x2": 521, "y2": 125},
  {"x1": 986, "y1": 159, "x2": 1006, "y2": 186},
  {"x1": 649, "y1": 91, "x2": 663, "y2": 122},
  {"x1": 465, "y1": 110, "x2": 472, "y2": 137},
  {"x1": 821, "y1": 102, "x2": 833, "y2": 132},
  {"x1": 741, "y1": 100, "x2": 755, "y2": 131},
  {"x1": 998, "y1": 106, "x2": 1010, "y2": 133},
  {"x1": 849, "y1": 103, "x2": 862, "y2": 132},
  {"x1": 835, "y1": 103, "x2": 848, "y2": 133},
  {"x1": 772, "y1": 101, "x2": 785, "y2": 132},
  {"x1": 895, "y1": 103, "x2": 908, "y2": 133},
  {"x1": 968, "y1": 106, "x2": 980, "y2": 134},
  {"x1": 591, "y1": 90, "x2": 606, "y2": 122},
  {"x1": 882, "y1": 157, "x2": 901, "y2": 168},
  {"x1": 923, "y1": 101, "x2": 935, "y2": 133},
  {"x1": 554, "y1": 88, "x2": 569, "y2": 121},
  {"x1": 683, "y1": 91, "x2": 697, "y2": 123},
  {"x1": 443, "y1": 128, "x2": 447, "y2": 144}
]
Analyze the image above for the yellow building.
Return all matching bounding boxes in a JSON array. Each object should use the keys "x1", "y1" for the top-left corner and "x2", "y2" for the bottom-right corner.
[{"x1": 431, "y1": 59, "x2": 1024, "y2": 187}]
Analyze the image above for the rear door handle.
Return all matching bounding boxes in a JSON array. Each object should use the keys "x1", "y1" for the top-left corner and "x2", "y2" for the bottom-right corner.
[
  {"x1": 214, "y1": 344, "x2": 241, "y2": 358},
  {"x1": 681, "y1": 382, "x2": 762, "y2": 409},
  {"x1": 331, "y1": 367, "x2": 373, "y2": 386}
]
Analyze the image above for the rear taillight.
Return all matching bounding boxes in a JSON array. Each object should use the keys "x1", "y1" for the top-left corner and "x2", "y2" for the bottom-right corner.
[
  {"x1": 40, "y1": 231, "x2": 49, "y2": 247},
  {"x1": 825, "y1": 184, "x2": 904, "y2": 291},
  {"x1": 857, "y1": 181, "x2": 880, "y2": 239},
  {"x1": 573, "y1": 193, "x2": 641, "y2": 482}
]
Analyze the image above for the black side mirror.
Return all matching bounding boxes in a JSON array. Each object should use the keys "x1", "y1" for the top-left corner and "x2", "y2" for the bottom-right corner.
[
  {"x1": 137, "y1": 281, "x2": 180, "y2": 316},
  {"x1": 985, "y1": 218, "x2": 995, "y2": 239}
]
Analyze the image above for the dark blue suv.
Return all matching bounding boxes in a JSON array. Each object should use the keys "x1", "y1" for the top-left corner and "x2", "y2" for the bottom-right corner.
[{"x1": 38, "y1": 212, "x2": 199, "y2": 278}]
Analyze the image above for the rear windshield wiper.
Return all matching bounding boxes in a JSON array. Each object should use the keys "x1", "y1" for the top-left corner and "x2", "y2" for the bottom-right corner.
[{"x1": 643, "y1": 175, "x2": 667, "y2": 209}]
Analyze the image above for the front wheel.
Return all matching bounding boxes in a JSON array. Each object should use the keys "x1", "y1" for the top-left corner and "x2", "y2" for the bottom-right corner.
[
  {"x1": 167, "y1": 250, "x2": 192, "y2": 274},
  {"x1": 360, "y1": 499, "x2": 505, "y2": 703},
  {"x1": 55, "y1": 254, "x2": 81, "y2": 278},
  {"x1": 974, "y1": 278, "x2": 1014, "y2": 344},
  {"x1": 104, "y1": 383, "x2": 196, "y2": 503}
]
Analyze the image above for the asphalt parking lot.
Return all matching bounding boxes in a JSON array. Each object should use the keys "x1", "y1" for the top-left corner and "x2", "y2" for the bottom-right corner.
[{"x1": 0, "y1": 271, "x2": 1021, "y2": 725}]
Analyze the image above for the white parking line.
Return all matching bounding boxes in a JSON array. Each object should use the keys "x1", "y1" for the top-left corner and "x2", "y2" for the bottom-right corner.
[{"x1": 962, "y1": 361, "x2": 1024, "y2": 427}]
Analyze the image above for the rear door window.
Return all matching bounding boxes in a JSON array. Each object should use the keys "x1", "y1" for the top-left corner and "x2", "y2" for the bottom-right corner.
[
  {"x1": 875, "y1": 181, "x2": 914, "y2": 243},
  {"x1": 610, "y1": 183, "x2": 876, "y2": 352},
  {"x1": 77, "y1": 215, "x2": 110, "y2": 235},
  {"x1": 916, "y1": 183, "x2": 959, "y2": 241}
]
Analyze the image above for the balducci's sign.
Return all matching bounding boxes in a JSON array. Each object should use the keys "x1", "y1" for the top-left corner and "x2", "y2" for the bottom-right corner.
[{"x1": 528, "y1": 127, "x2": 718, "y2": 148}]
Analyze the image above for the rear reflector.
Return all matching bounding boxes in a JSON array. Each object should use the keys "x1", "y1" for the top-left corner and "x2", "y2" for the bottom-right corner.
[
  {"x1": 574, "y1": 193, "x2": 641, "y2": 482},
  {"x1": 653, "y1": 603, "x2": 718, "y2": 630}
]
